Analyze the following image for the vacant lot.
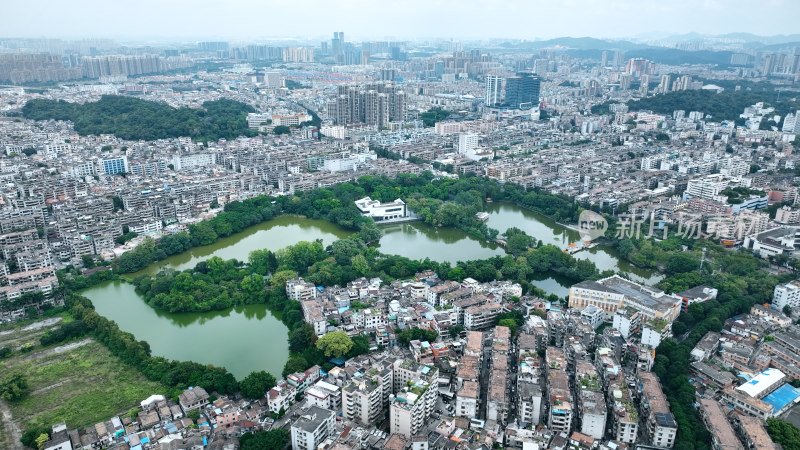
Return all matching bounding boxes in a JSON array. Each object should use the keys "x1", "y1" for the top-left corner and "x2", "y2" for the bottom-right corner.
[{"x1": 0, "y1": 317, "x2": 167, "y2": 446}]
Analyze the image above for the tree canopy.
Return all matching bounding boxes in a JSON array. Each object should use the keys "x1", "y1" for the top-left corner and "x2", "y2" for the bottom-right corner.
[
  {"x1": 239, "y1": 371, "x2": 277, "y2": 399},
  {"x1": 315, "y1": 331, "x2": 353, "y2": 358},
  {"x1": 22, "y1": 95, "x2": 257, "y2": 141},
  {"x1": 239, "y1": 429, "x2": 290, "y2": 450}
]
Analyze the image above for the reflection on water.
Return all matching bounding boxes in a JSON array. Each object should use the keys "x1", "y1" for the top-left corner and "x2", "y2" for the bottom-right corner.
[
  {"x1": 486, "y1": 202, "x2": 580, "y2": 247},
  {"x1": 377, "y1": 222, "x2": 504, "y2": 265},
  {"x1": 131, "y1": 203, "x2": 661, "y2": 299},
  {"x1": 133, "y1": 216, "x2": 352, "y2": 276},
  {"x1": 81, "y1": 280, "x2": 289, "y2": 380}
]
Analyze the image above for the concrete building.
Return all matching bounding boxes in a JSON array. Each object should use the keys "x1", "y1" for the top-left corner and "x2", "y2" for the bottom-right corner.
[
  {"x1": 721, "y1": 386, "x2": 773, "y2": 420},
  {"x1": 580, "y1": 306, "x2": 604, "y2": 330},
  {"x1": 354, "y1": 197, "x2": 407, "y2": 221},
  {"x1": 178, "y1": 387, "x2": 209, "y2": 412},
  {"x1": 456, "y1": 381, "x2": 479, "y2": 418},
  {"x1": 464, "y1": 302, "x2": 503, "y2": 330},
  {"x1": 305, "y1": 380, "x2": 342, "y2": 411},
  {"x1": 772, "y1": 280, "x2": 800, "y2": 311},
  {"x1": 457, "y1": 133, "x2": 479, "y2": 155},
  {"x1": 517, "y1": 380, "x2": 542, "y2": 425},
  {"x1": 569, "y1": 275, "x2": 683, "y2": 322},
  {"x1": 171, "y1": 153, "x2": 217, "y2": 171},
  {"x1": 578, "y1": 389, "x2": 606, "y2": 439},
  {"x1": 389, "y1": 374, "x2": 437, "y2": 438},
  {"x1": 290, "y1": 406, "x2": 336, "y2": 450},
  {"x1": 342, "y1": 368, "x2": 391, "y2": 426},
  {"x1": 730, "y1": 414, "x2": 780, "y2": 450},
  {"x1": 485, "y1": 75, "x2": 502, "y2": 107},
  {"x1": 697, "y1": 398, "x2": 744, "y2": 450},
  {"x1": 638, "y1": 372, "x2": 677, "y2": 448}
]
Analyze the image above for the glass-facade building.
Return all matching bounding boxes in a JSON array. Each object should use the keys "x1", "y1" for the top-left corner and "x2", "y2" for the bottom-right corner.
[{"x1": 504, "y1": 73, "x2": 540, "y2": 109}]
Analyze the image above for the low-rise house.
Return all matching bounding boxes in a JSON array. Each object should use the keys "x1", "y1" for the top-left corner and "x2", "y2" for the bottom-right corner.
[{"x1": 179, "y1": 386, "x2": 209, "y2": 412}]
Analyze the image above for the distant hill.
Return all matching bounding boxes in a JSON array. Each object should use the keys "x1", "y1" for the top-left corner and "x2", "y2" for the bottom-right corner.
[{"x1": 515, "y1": 37, "x2": 642, "y2": 51}]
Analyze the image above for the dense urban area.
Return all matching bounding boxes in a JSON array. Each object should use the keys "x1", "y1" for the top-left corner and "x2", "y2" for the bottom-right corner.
[{"x1": 2, "y1": 29, "x2": 800, "y2": 450}]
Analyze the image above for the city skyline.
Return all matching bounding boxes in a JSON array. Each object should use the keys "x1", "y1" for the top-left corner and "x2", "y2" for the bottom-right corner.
[{"x1": 2, "y1": 0, "x2": 799, "y2": 42}]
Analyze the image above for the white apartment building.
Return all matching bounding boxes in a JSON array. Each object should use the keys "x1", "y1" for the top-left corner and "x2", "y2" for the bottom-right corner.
[
  {"x1": 290, "y1": 406, "x2": 335, "y2": 450},
  {"x1": 305, "y1": 380, "x2": 342, "y2": 411},
  {"x1": 517, "y1": 380, "x2": 542, "y2": 425},
  {"x1": 390, "y1": 378, "x2": 437, "y2": 438},
  {"x1": 775, "y1": 206, "x2": 800, "y2": 225},
  {"x1": 342, "y1": 375, "x2": 388, "y2": 425},
  {"x1": 171, "y1": 153, "x2": 217, "y2": 171},
  {"x1": 464, "y1": 302, "x2": 503, "y2": 330},
  {"x1": 579, "y1": 390, "x2": 607, "y2": 440},
  {"x1": 580, "y1": 306, "x2": 604, "y2": 329},
  {"x1": 457, "y1": 133, "x2": 479, "y2": 155},
  {"x1": 456, "y1": 381, "x2": 479, "y2": 418},
  {"x1": 683, "y1": 174, "x2": 731, "y2": 201},
  {"x1": 773, "y1": 280, "x2": 800, "y2": 310},
  {"x1": 612, "y1": 308, "x2": 641, "y2": 339},
  {"x1": 641, "y1": 321, "x2": 672, "y2": 349}
]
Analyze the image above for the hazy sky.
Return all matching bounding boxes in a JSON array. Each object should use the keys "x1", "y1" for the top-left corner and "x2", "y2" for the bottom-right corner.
[{"x1": 3, "y1": 0, "x2": 798, "y2": 42}]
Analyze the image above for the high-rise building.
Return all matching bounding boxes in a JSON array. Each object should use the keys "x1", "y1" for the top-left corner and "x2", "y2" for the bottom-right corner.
[
  {"x1": 640, "y1": 75, "x2": 650, "y2": 95},
  {"x1": 389, "y1": 365, "x2": 438, "y2": 438},
  {"x1": 504, "y1": 72, "x2": 540, "y2": 109},
  {"x1": 657, "y1": 74, "x2": 671, "y2": 94},
  {"x1": 485, "y1": 75, "x2": 502, "y2": 107},
  {"x1": 282, "y1": 47, "x2": 314, "y2": 63},
  {"x1": 763, "y1": 54, "x2": 776, "y2": 75},
  {"x1": 601, "y1": 50, "x2": 609, "y2": 67},
  {"x1": 101, "y1": 156, "x2": 129, "y2": 175},
  {"x1": 331, "y1": 32, "x2": 344, "y2": 61},
  {"x1": 458, "y1": 134, "x2": 479, "y2": 155},
  {"x1": 626, "y1": 58, "x2": 655, "y2": 79},
  {"x1": 328, "y1": 84, "x2": 406, "y2": 126},
  {"x1": 533, "y1": 59, "x2": 549, "y2": 74}
]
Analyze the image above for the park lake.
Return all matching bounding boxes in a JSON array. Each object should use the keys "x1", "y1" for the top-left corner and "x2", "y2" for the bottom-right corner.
[{"x1": 81, "y1": 202, "x2": 660, "y2": 379}]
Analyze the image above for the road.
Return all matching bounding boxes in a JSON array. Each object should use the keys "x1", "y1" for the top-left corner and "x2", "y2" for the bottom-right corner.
[{"x1": 0, "y1": 398, "x2": 23, "y2": 450}]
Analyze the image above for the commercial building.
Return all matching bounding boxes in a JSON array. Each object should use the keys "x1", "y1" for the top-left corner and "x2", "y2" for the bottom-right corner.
[
  {"x1": 504, "y1": 72, "x2": 540, "y2": 109},
  {"x1": 485, "y1": 75, "x2": 502, "y2": 107}
]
